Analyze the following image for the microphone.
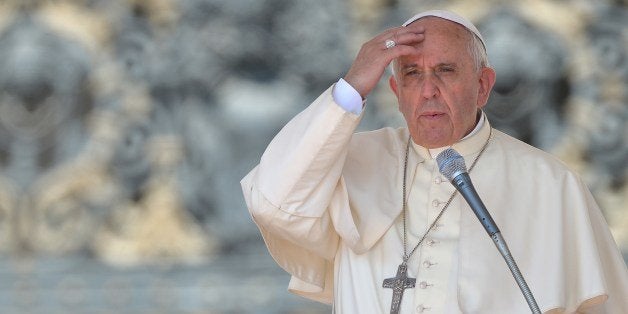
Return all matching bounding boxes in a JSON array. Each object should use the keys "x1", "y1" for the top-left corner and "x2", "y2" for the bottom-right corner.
[
  {"x1": 435, "y1": 148, "x2": 499, "y2": 237},
  {"x1": 436, "y1": 148, "x2": 541, "y2": 314}
]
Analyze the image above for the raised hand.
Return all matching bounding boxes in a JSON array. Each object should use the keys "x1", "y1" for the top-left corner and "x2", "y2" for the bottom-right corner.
[{"x1": 343, "y1": 24, "x2": 425, "y2": 99}]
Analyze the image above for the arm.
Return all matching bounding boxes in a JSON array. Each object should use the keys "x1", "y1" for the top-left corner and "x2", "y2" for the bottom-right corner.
[
  {"x1": 240, "y1": 86, "x2": 362, "y2": 302},
  {"x1": 242, "y1": 86, "x2": 362, "y2": 258}
]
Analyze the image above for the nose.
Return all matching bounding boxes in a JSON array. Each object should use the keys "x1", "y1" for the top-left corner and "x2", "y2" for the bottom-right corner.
[{"x1": 421, "y1": 75, "x2": 439, "y2": 99}]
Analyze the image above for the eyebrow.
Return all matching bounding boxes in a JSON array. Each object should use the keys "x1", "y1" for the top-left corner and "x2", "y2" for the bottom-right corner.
[
  {"x1": 435, "y1": 62, "x2": 458, "y2": 69},
  {"x1": 400, "y1": 63, "x2": 418, "y2": 70},
  {"x1": 400, "y1": 62, "x2": 458, "y2": 70}
]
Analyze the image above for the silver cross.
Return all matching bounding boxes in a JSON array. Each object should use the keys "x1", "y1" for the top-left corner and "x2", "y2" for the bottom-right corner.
[{"x1": 383, "y1": 263, "x2": 416, "y2": 314}]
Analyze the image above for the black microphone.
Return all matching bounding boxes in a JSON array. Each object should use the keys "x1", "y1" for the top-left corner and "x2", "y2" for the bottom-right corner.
[
  {"x1": 435, "y1": 148, "x2": 541, "y2": 314},
  {"x1": 435, "y1": 148, "x2": 499, "y2": 237}
]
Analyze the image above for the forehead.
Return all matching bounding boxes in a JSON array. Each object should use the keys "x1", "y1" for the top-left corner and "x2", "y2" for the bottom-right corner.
[
  {"x1": 409, "y1": 16, "x2": 471, "y2": 42},
  {"x1": 399, "y1": 17, "x2": 472, "y2": 65}
]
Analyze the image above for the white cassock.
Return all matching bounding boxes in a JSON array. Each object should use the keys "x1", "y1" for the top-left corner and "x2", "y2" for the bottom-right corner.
[{"x1": 240, "y1": 86, "x2": 628, "y2": 313}]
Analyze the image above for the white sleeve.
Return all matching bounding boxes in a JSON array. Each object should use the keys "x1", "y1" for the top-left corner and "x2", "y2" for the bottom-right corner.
[
  {"x1": 240, "y1": 86, "x2": 363, "y2": 299},
  {"x1": 332, "y1": 78, "x2": 364, "y2": 115}
]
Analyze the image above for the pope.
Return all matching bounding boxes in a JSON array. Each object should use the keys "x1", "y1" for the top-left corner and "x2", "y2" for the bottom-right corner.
[{"x1": 241, "y1": 9, "x2": 628, "y2": 314}]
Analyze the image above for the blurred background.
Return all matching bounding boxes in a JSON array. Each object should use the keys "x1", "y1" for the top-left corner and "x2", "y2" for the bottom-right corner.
[{"x1": 0, "y1": 0, "x2": 625, "y2": 313}]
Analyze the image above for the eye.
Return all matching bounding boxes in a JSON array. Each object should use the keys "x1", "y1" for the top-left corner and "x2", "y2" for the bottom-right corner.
[
  {"x1": 437, "y1": 66, "x2": 455, "y2": 73},
  {"x1": 403, "y1": 68, "x2": 420, "y2": 76}
]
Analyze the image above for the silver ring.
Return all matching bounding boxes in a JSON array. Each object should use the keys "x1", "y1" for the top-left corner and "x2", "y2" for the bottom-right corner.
[{"x1": 385, "y1": 39, "x2": 396, "y2": 49}]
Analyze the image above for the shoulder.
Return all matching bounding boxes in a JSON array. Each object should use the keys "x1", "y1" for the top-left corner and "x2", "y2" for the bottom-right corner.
[
  {"x1": 348, "y1": 127, "x2": 408, "y2": 156},
  {"x1": 490, "y1": 129, "x2": 580, "y2": 181},
  {"x1": 492, "y1": 130, "x2": 563, "y2": 163},
  {"x1": 343, "y1": 127, "x2": 408, "y2": 173}
]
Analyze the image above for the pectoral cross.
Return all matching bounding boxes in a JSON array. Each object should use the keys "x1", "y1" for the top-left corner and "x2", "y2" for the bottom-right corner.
[{"x1": 383, "y1": 263, "x2": 416, "y2": 314}]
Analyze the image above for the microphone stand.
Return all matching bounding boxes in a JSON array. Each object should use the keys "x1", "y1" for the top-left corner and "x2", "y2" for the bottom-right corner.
[{"x1": 491, "y1": 231, "x2": 542, "y2": 314}]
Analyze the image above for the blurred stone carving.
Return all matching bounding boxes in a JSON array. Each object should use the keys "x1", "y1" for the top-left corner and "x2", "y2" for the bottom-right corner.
[
  {"x1": 0, "y1": 12, "x2": 93, "y2": 252},
  {"x1": 581, "y1": 7, "x2": 628, "y2": 189},
  {"x1": 479, "y1": 8, "x2": 570, "y2": 150},
  {"x1": 0, "y1": 177, "x2": 17, "y2": 251},
  {"x1": 0, "y1": 2, "x2": 216, "y2": 263},
  {"x1": 554, "y1": 5, "x2": 628, "y2": 252},
  {"x1": 94, "y1": 136, "x2": 213, "y2": 266}
]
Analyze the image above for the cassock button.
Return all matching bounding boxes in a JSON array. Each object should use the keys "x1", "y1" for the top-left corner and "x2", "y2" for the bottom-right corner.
[
  {"x1": 423, "y1": 260, "x2": 437, "y2": 268},
  {"x1": 426, "y1": 239, "x2": 438, "y2": 246},
  {"x1": 432, "y1": 200, "x2": 440, "y2": 207},
  {"x1": 434, "y1": 177, "x2": 443, "y2": 184},
  {"x1": 419, "y1": 281, "x2": 432, "y2": 289},
  {"x1": 417, "y1": 304, "x2": 431, "y2": 312}
]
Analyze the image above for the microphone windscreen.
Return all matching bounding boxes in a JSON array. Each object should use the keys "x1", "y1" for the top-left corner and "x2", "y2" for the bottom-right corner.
[{"x1": 436, "y1": 148, "x2": 467, "y2": 181}]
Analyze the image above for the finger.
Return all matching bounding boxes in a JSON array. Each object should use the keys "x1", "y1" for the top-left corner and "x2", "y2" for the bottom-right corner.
[
  {"x1": 388, "y1": 32, "x2": 424, "y2": 49},
  {"x1": 403, "y1": 23, "x2": 425, "y2": 33},
  {"x1": 376, "y1": 25, "x2": 425, "y2": 42},
  {"x1": 374, "y1": 27, "x2": 425, "y2": 52}
]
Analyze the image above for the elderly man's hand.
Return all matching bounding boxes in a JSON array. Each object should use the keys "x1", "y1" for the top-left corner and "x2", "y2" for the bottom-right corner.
[{"x1": 343, "y1": 24, "x2": 424, "y2": 99}]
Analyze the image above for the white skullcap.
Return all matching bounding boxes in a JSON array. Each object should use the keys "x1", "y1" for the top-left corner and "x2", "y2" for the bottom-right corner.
[{"x1": 402, "y1": 10, "x2": 486, "y2": 50}]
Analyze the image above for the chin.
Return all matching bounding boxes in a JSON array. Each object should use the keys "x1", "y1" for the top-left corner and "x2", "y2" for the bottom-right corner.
[{"x1": 411, "y1": 131, "x2": 453, "y2": 148}]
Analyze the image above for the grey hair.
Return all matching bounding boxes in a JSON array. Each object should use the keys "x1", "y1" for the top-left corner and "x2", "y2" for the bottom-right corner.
[
  {"x1": 390, "y1": 25, "x2": 490, "y2": 76},
  {"x1": 467, "y1": 29, "x2": 490, "y2": 70}
]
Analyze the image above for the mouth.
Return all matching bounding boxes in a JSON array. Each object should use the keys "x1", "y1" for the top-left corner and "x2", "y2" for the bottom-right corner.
[{"x1": 419, "y1": 112, "x2": 446, "y2": 120}]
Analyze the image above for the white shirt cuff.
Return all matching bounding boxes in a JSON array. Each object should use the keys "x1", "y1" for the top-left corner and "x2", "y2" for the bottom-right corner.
[{"x1": 332, "y1": 78, "x2": 364, "y2": 115}]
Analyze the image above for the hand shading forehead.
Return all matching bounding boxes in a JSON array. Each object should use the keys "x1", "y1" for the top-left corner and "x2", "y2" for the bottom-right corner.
[{"x1": 398, "y1": 18, "x2": 471, "y2": 66}]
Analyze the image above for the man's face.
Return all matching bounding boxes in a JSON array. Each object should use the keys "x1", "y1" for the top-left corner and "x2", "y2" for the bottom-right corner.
[{"x1": 389, "y1": 17, "x2": 495, "y2": 148}]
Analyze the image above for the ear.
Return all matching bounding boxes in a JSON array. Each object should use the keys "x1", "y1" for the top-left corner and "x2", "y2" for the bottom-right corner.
[
  {"x1": 476, "y1": 67, "x2": 496, "y2": 108},
  {"x1": 389, "y1": 75, "x2": 398, "y2": 96}
]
